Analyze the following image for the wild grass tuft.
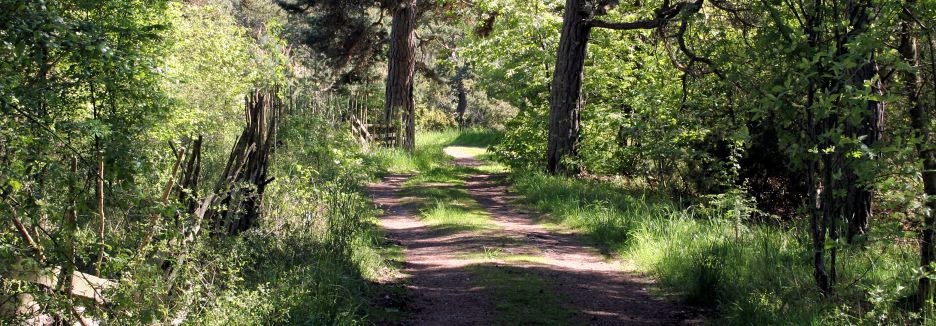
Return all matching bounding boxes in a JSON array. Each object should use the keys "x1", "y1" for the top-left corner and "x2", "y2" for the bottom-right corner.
[{"x1": 419, "y1": 200, "x2": 497, "y2": 232}]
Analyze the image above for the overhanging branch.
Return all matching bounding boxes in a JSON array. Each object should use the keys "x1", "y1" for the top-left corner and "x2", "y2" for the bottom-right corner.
[
  {"x1": 589, "y1": 0, "x2": 704, "y2": 30},
  {"x1": 676, "y1": 18, "x2": 725, "y2": 79},
  {"x1": 590, "y1": 19, "x2": 660, "y2": 30}
]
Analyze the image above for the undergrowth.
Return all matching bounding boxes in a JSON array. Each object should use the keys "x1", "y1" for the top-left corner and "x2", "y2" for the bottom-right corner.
[{"x1": 129, "y1": 114, "x2": 397, "y2": 325}]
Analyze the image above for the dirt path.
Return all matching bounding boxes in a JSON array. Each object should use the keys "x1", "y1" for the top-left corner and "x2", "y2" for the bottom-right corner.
[{"x1": 368, "y1": 152, "x2": 703, "y2": 325}]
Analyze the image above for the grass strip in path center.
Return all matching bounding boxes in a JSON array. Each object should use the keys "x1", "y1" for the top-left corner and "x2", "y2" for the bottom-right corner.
[{"x1": 374, "y1": 130, "x2": 576, "y2": 324}]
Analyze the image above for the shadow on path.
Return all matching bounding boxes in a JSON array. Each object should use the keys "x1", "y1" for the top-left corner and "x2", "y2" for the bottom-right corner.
[{"x1": 367, "y1": 156, "x2": 705, "y2": 325}]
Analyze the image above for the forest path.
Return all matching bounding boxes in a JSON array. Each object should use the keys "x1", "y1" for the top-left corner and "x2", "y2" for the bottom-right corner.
[{"x1": 368, "y1": 147, "x2": 703, "y2": 325}]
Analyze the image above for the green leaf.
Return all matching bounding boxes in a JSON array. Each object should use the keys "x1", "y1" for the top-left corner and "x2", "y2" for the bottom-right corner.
[{"x1": 7, "y1": 180, "x2": 22, "y2": 191}]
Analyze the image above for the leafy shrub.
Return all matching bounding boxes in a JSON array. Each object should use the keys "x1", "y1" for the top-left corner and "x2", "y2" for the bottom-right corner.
[{"x1": 417, "y1": 105, "x2": 458, "y2": 131}]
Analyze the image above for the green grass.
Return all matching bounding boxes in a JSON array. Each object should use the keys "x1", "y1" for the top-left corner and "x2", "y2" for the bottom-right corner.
[
  {"x1": 369, "y1": 128, "x2": 921, "y2": 324},
  {"x1": 375, "y1": 129, "x2": 506, "y2": 234},
  {"x1": 370, "y1": 128, "x2": 506, "y2": 175},
  {"x1": 418, "y1": 199, "x2": 497, "y2": 233},
  {"x1": 466, "y1": 263, "x2": 573, "y2": 325},
  {"x1": 448, "y1": 128, "x2": 503, "y2": 147},
  {"x1": 370, "y1": 130, "x2": 464, "y2": 174},
  {"x1": 460, "y1": 248, "x2": 548, "y2": 264},
  {"x1": 508, "y1": 171, "x2": 920, "y2": 324}
]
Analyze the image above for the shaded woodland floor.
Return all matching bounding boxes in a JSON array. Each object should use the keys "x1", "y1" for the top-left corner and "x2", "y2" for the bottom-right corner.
[{"x1": 367, "y1": 150, "x2": 705, "y2": 325}]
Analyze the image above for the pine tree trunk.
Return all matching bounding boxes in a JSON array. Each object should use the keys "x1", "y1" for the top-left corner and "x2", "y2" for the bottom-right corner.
[
  {"x1": 456, "y1": 85, "x2": 468, "y2": 127},
  {"x1": 384, "y1": 0, "x2": 417, "y2": 151},
  {"x1": 455, "y1": 64, "x2": 469, "y2": 127},
  {"x1": 547, "y1": 0, "x2": 591, "y2": 174}
]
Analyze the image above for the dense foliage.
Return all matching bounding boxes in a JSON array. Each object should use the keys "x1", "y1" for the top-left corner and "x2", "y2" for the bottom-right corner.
[
  {"x1": 1, "y1": 0, "x2": 391, "y2": 323},
  {"x1": 463, "y1": 0, "x2": 936, "y2": 322}
]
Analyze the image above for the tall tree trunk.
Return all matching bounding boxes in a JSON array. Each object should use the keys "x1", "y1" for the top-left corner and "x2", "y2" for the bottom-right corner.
[
  {"x1": 900, "y1": 0, "x2": 936, "y2": 311},
  {"x1": 455, "y1": 64, "x2": 469, "y2": 127},
  {"x1": 803, "y1": 0, "x2": 832, "y2": 294},
  {"x1": 547, "y1": 0, "x2": 591, "y2": 174},
  {"x1": 95, "y1": 152, "x2": 105, "y2": 276},
  {"x1": 843, "y1": 58, "x2": 884, "y2": 242},
  {"x1": 456, "y1": 85, "x2": 468, "y2": 127},
  {"x1": 59, "y1": 157, "x2": 79, "y2": 293},
  {"x1": 384, "y1": 0, "x2": 418, "y2": 151},
  {"x1": 839, "y1": 0, "x2": 884, "y2": 243}
]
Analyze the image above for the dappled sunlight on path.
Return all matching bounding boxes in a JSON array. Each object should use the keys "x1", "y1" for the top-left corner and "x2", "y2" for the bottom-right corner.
[{"x1": 367, "y1": 148, "x2": 704, "y2": 325}]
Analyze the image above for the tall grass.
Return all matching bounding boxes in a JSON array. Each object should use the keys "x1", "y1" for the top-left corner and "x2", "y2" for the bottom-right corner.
[{"x1": 510, "y1": 171, "x2": 919, "y2": 324}]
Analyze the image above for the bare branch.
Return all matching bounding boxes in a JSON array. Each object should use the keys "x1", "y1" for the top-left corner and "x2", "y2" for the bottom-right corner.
[
  {"x1": 590, "y1": 19, "x2": 661, "y2": 30},
  {"x1": 676, "y1": 18, "x2": 726, "y2": 78},
  {"x1": 590, "y1": 0, "x2": 703, "y2": 30}
]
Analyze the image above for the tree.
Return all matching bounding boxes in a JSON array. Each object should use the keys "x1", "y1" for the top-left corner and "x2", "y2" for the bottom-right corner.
[
  {"x1": 546, "y1": 0, "x2": 703, "y2": 174},
  {"x1": 758, "y1": 0, "x2": 891, "y2": 294},
  {"x1": 898, "y1": 0, "x2": 936, "y2": 311},
  {"x1": 385, "y1": 0, "x2": 419, "y2": 150},
  {"x1": 454, "y1": 63, "x2": 470, "y2": 127},
  {"x1": 280, "y1": 0, "x2": 463, "y2": 151}
]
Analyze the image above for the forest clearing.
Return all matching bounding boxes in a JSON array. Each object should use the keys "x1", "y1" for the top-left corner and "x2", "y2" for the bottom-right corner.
[{"x1": 2, "y1": 0, "x2": 935, "y2": 325}]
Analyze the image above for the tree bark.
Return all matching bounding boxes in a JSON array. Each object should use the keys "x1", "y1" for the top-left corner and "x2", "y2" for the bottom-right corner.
[
  {"x1": 95, "y1": 153, "x2": 105, "y2": 276},
  {"x1": 547, "y1": 0, "x2": 591, "y2": 174},
  {"x1": 843, "y1": 58, "x2": 884, "y2": 242},
  {"x1": 456, "y1": 85, "x2": 468, "y2": 127},
  {"x1": 899, "y1": 0, "x2": 936, "y2": 311},
  {"x1": 384, "y1": 0, "x2": 418, "y2": 151},
  {"x1": 839, "y1": 0, "x2": 884, "y2": 243},
  {"x1": 59, "y1": 157, "x2": 79, "y2": 293},
  {"x1": 455, "y1": 64, "x2": 469, "y2": 127},
  {"x1": 802, "y1": 0, "x2": 832, "y2": 294}
]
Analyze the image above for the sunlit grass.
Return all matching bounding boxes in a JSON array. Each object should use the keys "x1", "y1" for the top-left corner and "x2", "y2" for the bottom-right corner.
[
  {"x1": 401, "y1": 180, "x2": 495, "y2": 234},
  {"x1": 509, "y1": 171, "x2": 920, "y2": 324},
  {"x1": 371, "y1": 128, "x2": 506, "y2": 175},
  {"x1": 443, "y1": 145, "x2": 487, "y2": 158},
  {"x1": 460, "y1": 248, "x2": 548, "y2": 264},
  {"x1": 419, "y1": 200, "x2": 497, "y2": 232},
  {"x1": 374, "y1": 129, "x2": 507, "y2": 233}
]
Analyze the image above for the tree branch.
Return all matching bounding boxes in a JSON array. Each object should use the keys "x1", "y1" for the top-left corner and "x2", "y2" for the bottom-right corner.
[
  {"x1": 590, "y1": 0, "x2": 704, "y2": 30},
  {"x1": 676, "y1": 17, "x2": 726, "y2": 79},
  {"x1": 590, "y1": 19, "x2": 660, "y2": 30}
]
